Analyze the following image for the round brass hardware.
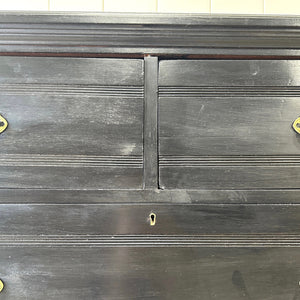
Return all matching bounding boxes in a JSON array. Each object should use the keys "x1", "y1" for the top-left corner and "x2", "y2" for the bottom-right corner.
[
  {"x1": 0, "y1": 114, "x2": 8, "y2": 134},
  {"x1": 0, "y1": 279, "x2": 4, "y2": 292},
  {"x1": 293, "y1": 117, "x2": 300, "y2": 134}
]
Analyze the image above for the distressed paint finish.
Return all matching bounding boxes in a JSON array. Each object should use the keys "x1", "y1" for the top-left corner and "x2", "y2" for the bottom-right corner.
[
  {"x1": 0, "y1": 203, "x2": 297, "y2": 236},
  {"x1": 144, "y1": 56, "x2": 158, "y2": 188},
  {"x1": 0, "y1": 57, "x2": 144, "y2": 189},
  {"x1": 159, "y1": 60, "x2": 300, "y2": 189},
  {"x1": 2, "y1": 12, "x2": 300, "y2": 56},
  {"x1": 0, "y1": 12, "x2": 298, "y2": 300},
  {"x1": 0, "y1": 247, "x2": 299, "y2": 300}
]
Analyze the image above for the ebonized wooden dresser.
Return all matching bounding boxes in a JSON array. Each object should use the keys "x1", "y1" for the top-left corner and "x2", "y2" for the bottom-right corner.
[{"x1": 0, "y1": 12, "x2": 300, "y2": 299}]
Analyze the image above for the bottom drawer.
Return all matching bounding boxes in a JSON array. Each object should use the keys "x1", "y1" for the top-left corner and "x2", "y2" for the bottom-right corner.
[{"x1": 0, "y1": 247, "x2": 299, "y2": 299}]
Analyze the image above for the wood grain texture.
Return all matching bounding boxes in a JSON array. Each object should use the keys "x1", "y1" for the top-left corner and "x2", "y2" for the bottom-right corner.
[
  {"x1": 0, "y1": 166, "x2": 142, "y2": 189},
  {"x1": 160, "y1": 165, "x2": 300, "y2": 189},
  {"x1": 1, "y1": 189, "x2": 300, "y2": 204},
  {"x1": 159, "y1": 60, "x2": 300, "y2": 86},
  {"x1": 0, "y1": 202, "x2": 298, "y2": 246},
  {"x1": 0, "y1": 194, "x2": 297, "y2": 297},
  {"x1": 159, "y1": 60, "x2": 300, "y2": 189},
  {"x1": 0, "y1": 247, "x2": 299, "y2": 299},
  {"x1": 0, "y1": 57, "x2": 144, "y2": 188},
  {"x1": 0, "y1": 14, "x2": 299, "y2": 300},
  {"x1": 0, "y1": 56, "x2": 144, "y2": 85},
  {"x1": 0, "y1": 202, "x2": 298, "y2": 298},
  {"x1": 159, "y1": 97, "x2": 300, "y2": 156},
  {"x1": 1, "y1": 95, "x2": 143, "y2": 156},
  {"x1": 143, "y1": 56, "x2": 158, "y2": 188},
  {"x1": 0, "y1": 204, "x2": 297, "y2": 236}
]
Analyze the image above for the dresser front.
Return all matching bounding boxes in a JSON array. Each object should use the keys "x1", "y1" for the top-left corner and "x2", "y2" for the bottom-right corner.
[{"x1": 0, "y1": 13, "x2": 299, "y2": 300}]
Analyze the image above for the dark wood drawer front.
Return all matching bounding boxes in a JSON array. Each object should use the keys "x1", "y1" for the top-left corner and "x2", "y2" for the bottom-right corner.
[
  {"x1": 0, "y1": 57, "x2": 144, "y2": 189},
  {"x1": 0, "y1": 247, "x2": 299, "y2": 300},
  {"x1": 0, "y1": 204, "x2": 298, "y2": 236},
  {"x1": 0, "y1": 191, "x2": 298, "y2": 299},
  {"x1": 159, "y1": 60, "x2": 300, "y2": 189}
]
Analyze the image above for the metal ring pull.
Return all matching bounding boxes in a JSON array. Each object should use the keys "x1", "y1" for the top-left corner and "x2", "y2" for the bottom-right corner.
[{"x1": 0, "y1": 114, "x2": 8, "y2": 134}]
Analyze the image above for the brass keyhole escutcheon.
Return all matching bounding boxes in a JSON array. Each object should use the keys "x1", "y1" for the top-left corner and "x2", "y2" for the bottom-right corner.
[
  {"x1": 292, "y1": 117, "x2": 300, "y2": 134},
  {"x1": 149, "y1": 213, "x2": 156, "y2": 226},
  {"x1": 0, "y1": 279, "x2": 4, "y2": 292},
  {"x1": 0, "y1": 114, "x2": 8, "y2": 134}
]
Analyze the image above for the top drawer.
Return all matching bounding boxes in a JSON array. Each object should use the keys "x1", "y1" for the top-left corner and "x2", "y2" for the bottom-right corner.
[
  {"x1": 0, "y1": 57, "x2": 144, "y2": 189},
  {"x1": 159, "y1": 60, "x2": 300, "y2": 189}
]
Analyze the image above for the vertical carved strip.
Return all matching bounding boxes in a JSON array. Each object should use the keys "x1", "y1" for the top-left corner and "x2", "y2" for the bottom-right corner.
[{"x1": 143, "y1": 56, "x2": 159, "y2": 189}]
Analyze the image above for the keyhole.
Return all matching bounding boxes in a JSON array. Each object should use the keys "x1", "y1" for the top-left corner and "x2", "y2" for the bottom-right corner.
[
  {"x1": 0, "y1": 122, "x2": 4, "y2": 127},
  {"x1": 297, "y1": 123, "x2": 300, "y2": 128},
  {"x1": 149, "y1": 213, "x2": 156, "y2": 226}
]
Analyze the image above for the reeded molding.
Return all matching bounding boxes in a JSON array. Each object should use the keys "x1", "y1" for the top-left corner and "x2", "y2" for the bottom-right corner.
[
  {"x1": 1, "y1": 12, "x2": 300, "y2": 56},
  {"x1": 0, "y1": 234, "x2": 299, "y2": 247}
]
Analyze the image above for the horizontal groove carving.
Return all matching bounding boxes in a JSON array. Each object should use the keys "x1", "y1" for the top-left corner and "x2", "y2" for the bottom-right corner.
[
  {"x1": 2, "y1": 14, "x2": 300, "y2": 57},
  {"x1": 159, "y1": 86, "x2": 300, "y2": 97},
  {"x1": 3, "y1": 26, "x2": 298, "y2": 45},
  {"x1": 0, "y1": 84, "x2": 144, "y2": 97},
  {"x1": 0, "y1": 235, "x2": 299, "y2": 247},
  {"x1": 160, "y1": 156, "x2": 300, "y2": 167},
  {"x1": 2, "y1": 20, "x2": 300, "y2": 54},
  {"x1": 0, "y1": 154, "x2": 143, "y2": 168}
]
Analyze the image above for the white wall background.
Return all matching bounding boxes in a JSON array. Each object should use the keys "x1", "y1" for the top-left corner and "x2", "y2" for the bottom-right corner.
[{"x1": 0, "y1": 0, "x2": 299, "y2": 14}]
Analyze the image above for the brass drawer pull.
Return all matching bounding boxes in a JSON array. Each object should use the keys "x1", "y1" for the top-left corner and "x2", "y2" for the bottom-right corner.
[
  {"x1": 0, "y1": 114, "x2": 8, "y2": 134},
  {"x1": 293, "y1": 117, "x2": 300, "y2": 134},
  {"x1": 0, "y1": 279, "x2": 4, "y2": 292}
]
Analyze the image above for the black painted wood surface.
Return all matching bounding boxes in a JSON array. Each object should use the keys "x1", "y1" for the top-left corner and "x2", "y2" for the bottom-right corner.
[
  {"x1": 1, "y1": 247, "x2": 299, "y2": 300},
  {"x1": 2, "y1": 12, "x2": 300, "y2": 56},
  {"x1": 0, "y1": 56, "x2": 144, "y2": 189},
  {"x1": 159, "y1": 60, "x2": 300, "y2": 189},
  {"x1": 0, "y1": 12, "x2": 299, "y2": 300}
]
